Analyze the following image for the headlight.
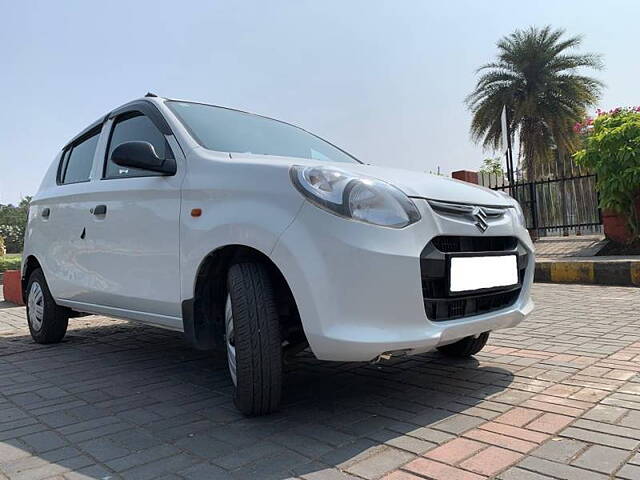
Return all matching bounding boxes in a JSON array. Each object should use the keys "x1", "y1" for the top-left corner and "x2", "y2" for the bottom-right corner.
[
  {"x1": 290, "y1": 165, "x2": 421, "y2": 228},
  {"x1": 497, "y1": 191, "x2": 526, "y2": 227},
  {"x1": 513, "y1": 201, "x2": 527, "y2": 227}
]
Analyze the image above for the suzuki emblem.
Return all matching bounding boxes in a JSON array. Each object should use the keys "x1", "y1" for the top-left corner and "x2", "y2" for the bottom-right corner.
[{"x1": 472, "y1": 207, "x2": 489, "y2": 232}]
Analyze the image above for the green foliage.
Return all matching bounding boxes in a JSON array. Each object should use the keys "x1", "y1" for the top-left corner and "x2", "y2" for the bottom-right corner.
[
  {"x1": 479, "y1": 157, "x2": 504, "y2": 175},
  {"x1": 467, "y1": 26, "x2": 603, "y2": 180},
  {"x1": 0, "y1": 196, "x2": 31, "y2": 253},
  {"x1": 574, "y1": 109, "x2": 640, "y2": 239},
  {"x1": 0, "y1": 254, "x2": 21, "y2": 273},
  {"x1": 0, "y1": 225, "x2": 25, "y2": 253},
  {"x1": 0, "y1": 236, "x2": 4, "y2": 256}
]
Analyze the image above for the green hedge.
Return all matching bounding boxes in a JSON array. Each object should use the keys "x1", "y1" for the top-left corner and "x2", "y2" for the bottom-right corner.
[
  {"x1": 575, "y1": 108, "x2": 640, "y2": 240},
  {"x1": 0, "y1": 254, "x2": 21, "y2": 273},
  {"x1": 0, "y1": 197, "x2": 31, "y2": 253}
]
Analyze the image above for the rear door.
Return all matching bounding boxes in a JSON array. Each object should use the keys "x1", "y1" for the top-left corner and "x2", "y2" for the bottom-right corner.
[
  {"x1": 68, "y1": 103, "x2": 184, "y2": 328},
  {"x1": 42, "y1": 126, "x2": 103, "y2": 301}
]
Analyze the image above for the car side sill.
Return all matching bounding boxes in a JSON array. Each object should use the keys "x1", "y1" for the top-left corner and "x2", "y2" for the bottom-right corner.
[{"x1": 56, "y1": 299, "x2": 184, "y2": 332}]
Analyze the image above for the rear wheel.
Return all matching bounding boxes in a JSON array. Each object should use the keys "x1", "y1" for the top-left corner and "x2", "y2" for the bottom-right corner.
[
  {"x1": 226, "y1": 262, "x2": 282, "y2": 416},
  {"x1": 437, "y1": 332, "x2": 490, "y2": 358},
  {"x1": 26, "y1": 269, "x2": 69, "y2": 344}
]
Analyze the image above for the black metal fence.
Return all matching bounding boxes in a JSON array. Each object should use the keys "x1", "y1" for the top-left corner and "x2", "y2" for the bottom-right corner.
[{"x1": 482, "y1": 174, "x2": 602, "y2": 236}]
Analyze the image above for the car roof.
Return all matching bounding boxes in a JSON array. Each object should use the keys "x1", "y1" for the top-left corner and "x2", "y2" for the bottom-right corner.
[
  {"x1": 63, "y1": 94, "x2": 324, "y2": 153},
  {"x1": 63, "y1": 96, "x2": 161, "y2": 149}
]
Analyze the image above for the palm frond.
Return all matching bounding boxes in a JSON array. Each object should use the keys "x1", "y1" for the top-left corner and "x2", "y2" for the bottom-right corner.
[{"x1": 466, "y1": 26, "x2": 603, "y2": 180}]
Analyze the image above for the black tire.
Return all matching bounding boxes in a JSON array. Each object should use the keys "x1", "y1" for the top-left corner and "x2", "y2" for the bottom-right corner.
[
  {"x1": 26, "y1": 269, "x2": 69, "y2": 344},
  {"x1": 437, "y1": 332, "x2": 490, "y2": 357},
  {"x1": 227, "y1": 262, "x2": 282, "y2": 415}
]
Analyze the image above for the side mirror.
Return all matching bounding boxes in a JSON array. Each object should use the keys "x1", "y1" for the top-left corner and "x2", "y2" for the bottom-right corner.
[{"x1": 111, "y1": 141, "x2": 176, "y2": 175}]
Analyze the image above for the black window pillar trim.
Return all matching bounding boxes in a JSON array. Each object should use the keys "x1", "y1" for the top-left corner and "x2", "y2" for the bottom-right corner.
[
  {"x1": 63, "y1": 115, "x2": 108, "y2": 151},
  {"x1": 108, "y1": 100, "x2": 173, "y2": 136}
]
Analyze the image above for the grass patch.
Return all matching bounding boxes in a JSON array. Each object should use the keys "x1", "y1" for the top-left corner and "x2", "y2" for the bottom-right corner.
[{"x1": 0, "y1": 254, "x2": 21, "y2": 273}]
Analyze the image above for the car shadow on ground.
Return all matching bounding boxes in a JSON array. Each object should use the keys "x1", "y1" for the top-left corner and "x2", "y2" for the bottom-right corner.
[{"x1": 0, "y1": 316, "x2": 515, "y2": 479}]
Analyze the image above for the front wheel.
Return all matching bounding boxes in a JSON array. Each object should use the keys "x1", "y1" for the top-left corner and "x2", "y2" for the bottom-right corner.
[
  {"x1": 226, "y1": 263, "x2": 282, "y2": 416},
  {"x1": 437, "y1": 332, "x2": 490, "y2": 358},
  {"x1": 26, "y1": 269, "x2": 69, "y2": 344}
]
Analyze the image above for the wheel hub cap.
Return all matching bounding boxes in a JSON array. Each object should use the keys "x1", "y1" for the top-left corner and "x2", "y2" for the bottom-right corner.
[
  {"x1": 28, "y1": 282, "x2": 44, "y2": 331},
  {"x1": 225, "y1": 295, "x2": 237, "y2": 386}
]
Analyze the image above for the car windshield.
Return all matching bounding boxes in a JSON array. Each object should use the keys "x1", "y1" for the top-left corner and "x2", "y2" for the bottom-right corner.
[{"x1": 166, "y1": 101, "x2": 360, "y2": 164}]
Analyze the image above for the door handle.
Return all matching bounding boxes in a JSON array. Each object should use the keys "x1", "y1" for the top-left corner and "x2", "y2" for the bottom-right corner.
[
  {"x1": 92, "y1": 205, "x2": 107, "y2": 216},
  {"x1": 41, "y1": 208, "x2": 50, "y2": 219}
]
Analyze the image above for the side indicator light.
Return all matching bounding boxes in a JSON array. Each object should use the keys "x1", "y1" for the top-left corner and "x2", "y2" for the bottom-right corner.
[{"x1": 191, "y1": 208, "x2": 202, "y2": 217}]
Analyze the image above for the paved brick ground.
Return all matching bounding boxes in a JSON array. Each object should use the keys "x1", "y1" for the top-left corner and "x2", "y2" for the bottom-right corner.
[{"x1": 1, "y1": 284, "x2": 639, "y2": 479}]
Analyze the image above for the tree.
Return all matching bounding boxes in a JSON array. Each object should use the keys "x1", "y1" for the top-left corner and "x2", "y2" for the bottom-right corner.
[
  {"x1": 574, "y1": 108, "x2": 640, "y2": 240},
  {"x1": 466, "y1": 26, "x2": 603, "y2": 180},
  {"x1": 479, "y1": 157, "x2": 504, "y2": 176},
  {"x1": 0, "y1": 197, "x2": 31, "y2": 253}
]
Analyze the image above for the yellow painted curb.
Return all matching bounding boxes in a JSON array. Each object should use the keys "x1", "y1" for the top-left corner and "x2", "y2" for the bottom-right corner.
[
  {"x1": 631, "y1": 262, "x2": 640, "y2": 286},
  {"x1": 549, "y1": 262, "x2": 595, "y2": 284}
]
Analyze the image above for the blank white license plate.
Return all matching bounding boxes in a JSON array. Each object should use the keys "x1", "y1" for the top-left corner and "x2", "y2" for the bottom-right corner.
[{"x1": 449, "y1": 255, "x2": 518, "y2": 293}]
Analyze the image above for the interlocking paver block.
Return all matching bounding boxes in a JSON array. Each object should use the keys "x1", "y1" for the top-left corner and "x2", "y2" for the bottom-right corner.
[
  {"x1": 381, "y1": 471, "x2": 424, "y2": 480},
  {"x1": 304, "y1": 468, "x2": 362, "y2": 480},
  {"x1": 121, "y1": 453, "x2": 200, "y2": 479},
  {"x1": 177, "y1": 462, "x2": 233, "y2": 479},
  {"x1": 380, "y1": 434, "x2": 435, "y2": 455},
  {"x1": 432, "y1": 415, "x2": 486, "y2": 435},
  {"x1": 619, "y1": 410, "x2": 640, "y2": 428},
  {"x1": 1, "y1": 284, "x2": 640, "y2": 479},
  {"x1": 572, "y1": 418, "x2": 639, "y2": 439},
  {"x1": 0, "y1": 441, "x2": 31, "y2": 464},
  {"x1": 77, "y1": 438, "x2": 130, "y2": 462},
  {"x1": 346, "y1": 447, "x2": 414, "y2": 479},
  {"x1": 479, "y1": 422, "x2": 549, "y2": 443},
  {"x1": 460, "y1": 446, "x2": 523, "y2": 476},
  {"x1": 581, "y1": 404, "x2": 628, "y2": 423},
  {"x1": 521, "y1": 399, "x2": 585, "y2": 417},
  {"x1": 571, "y1": 445, "x2": 629, "y2": 474},
  {"x1": 463, "y1": 428, "x2": 537, "y2": 453},
  {"x1": 103, "y1": 444, "x2": 181, "y2": 472},
  {"x1": 617, "y1": 463, "x2": 640, "y2": 480},
  {"x1": 403, "y1": 458, "x2": 485, "y2": 480},
  {"x1": 19, "y1": 431, "x2": 68, "y2": 453},
  {"x1": 517, "y1": 456, "x2": 609, "y2": 480},
  {"x1": 494, "y1": 407, "x2": 541, "y2": 427},
  {"x1": 424, "y1": 438, "x2": 485, "y2": 464},
  {"x1": 525, "y1": 413, "x2": 573, "y2": 434},
  {"x1": 560, "y1": 427, "x2": 639, "y2": 450},
  {"x1": 498, "y1": 466, "x2": 556, "y2": 479},
  {"x1": 403, "y1": 427, "x2": 455, "y2": 447},
  {"x1": 530, "y1": 437, "x2": 586, "y2": 463}
]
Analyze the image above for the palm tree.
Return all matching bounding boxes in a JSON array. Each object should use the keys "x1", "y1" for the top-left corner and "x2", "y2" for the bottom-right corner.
[{"x1": 466, "y1": 26, "x2": 603, "y2": 180}]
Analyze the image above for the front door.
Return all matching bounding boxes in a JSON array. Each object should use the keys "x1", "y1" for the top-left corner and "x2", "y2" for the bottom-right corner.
[{"x1": 70, "y1": 109, "x2": 184, "y2": 329}]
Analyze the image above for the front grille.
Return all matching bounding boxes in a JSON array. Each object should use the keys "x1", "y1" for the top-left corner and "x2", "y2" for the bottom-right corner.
[
  {"x1": 432, "y1": 235, "x2": 518, "y2": 253},
  {"x1": 421, "y1": 236, "x2": 528, "y2": 321}
]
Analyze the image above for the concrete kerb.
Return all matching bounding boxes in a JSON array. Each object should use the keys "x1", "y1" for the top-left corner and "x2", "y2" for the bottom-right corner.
[{"x1": 535, "y1": 256, "x2": 640, "y2": 287}]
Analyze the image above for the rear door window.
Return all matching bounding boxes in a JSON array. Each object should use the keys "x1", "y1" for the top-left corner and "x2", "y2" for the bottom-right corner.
[{"x1": 60, "y1": 132, "x2": 100, "y2": 184}]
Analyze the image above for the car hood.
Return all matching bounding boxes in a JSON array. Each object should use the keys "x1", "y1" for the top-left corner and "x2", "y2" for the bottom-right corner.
[
  {"x1": 337, "y1": 164, "x2": 511, "y2": 206},
  {"x1": 222, "y1": 152, "x2": 512, "y2": 207}
]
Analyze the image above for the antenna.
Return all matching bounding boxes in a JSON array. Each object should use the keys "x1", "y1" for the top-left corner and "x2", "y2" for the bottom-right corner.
[{"x1": 145, "y1": 92, "x2": 158, "y2": 98}]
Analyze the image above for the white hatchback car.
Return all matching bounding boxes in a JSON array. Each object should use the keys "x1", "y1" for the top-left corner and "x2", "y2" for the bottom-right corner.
[{"x1": 22, "y1": 95, "x2": 534, "y2": 415}]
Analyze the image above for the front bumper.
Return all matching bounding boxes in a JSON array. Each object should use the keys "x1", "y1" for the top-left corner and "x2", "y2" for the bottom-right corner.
[{"x1": 271, "y1": 198, "x2": 535, "y2": 362}]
